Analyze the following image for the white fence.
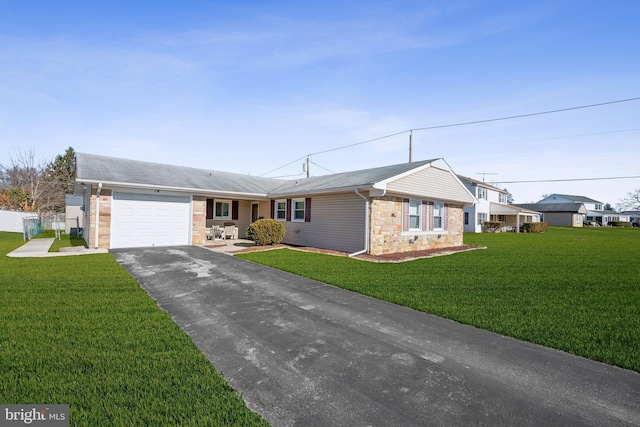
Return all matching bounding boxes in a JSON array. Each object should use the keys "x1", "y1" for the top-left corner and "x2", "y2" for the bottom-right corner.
[{"x1": 0, "y1": 210, "x2": 39, "y2": 233}]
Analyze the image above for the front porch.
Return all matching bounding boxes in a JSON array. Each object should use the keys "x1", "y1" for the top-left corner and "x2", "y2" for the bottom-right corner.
[
  {"x1": 488, "y1": 203, "x2": 542, "y2": 233},
  {"x1": 202, "y1": 237, "x2": 257, "y2": 254}
]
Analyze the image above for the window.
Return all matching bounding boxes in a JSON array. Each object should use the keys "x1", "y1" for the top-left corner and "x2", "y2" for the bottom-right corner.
[
  {"x1": 499, "y1": 193, "x2": 507, "y2": 204},
  {"x1": 477, "y1": 212, "x2": 487, "y2": 225},
  {"x1": 292, "y1": 199, "x2": 305, "y2": 222},
  {"x1": 408, "y1": 200, "x2": 421, "y2": 230},
  {"x1": 464, "y1": 212, "x2": 469, "y2": 225},
  {"x1": 215, "y1": 200, "x2": 231, "y2": 219},
  {"x1": 433, "y1": 203, "x2": 443, "y2": 229},
  {"x1": 595, "y1": 204, "x2": 603, "y2": 210},
  {"x1": 478, "y1": 187, "x2": 487, "y2": 200},
  {"x1": 275, "y1": 199, "x2": 287, "y2": 221},
  {"x1": 498, "y1": 215, "x2": 506, "y2": 222}
]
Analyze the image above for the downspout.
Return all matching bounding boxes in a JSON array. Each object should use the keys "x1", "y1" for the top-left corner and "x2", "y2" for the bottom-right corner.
[
  {"x1": 349, "y1": 188, "x2": 370, "y2": 257},
  {"x1": 94, "y1": 183, "x2": 102, "y2": 248}
]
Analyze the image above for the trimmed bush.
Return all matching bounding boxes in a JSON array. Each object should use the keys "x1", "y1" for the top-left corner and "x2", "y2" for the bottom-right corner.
[
  {"x1": 522, "y1": 222, "x2": 548, "y2": 233},
  {"x1": 609, "y1": 221, "x2": 632, "y2": 228},
  {"x1": 483, "y1": 221, "x2": 505, "y2": 233},
  {"x1": 246, "y1": 218, "x2": 286, "y2": 245}
]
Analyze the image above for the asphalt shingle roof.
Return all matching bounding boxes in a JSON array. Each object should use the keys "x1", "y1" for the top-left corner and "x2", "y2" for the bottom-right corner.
[
  {"x1": 516, "y1": 203, "x2": 586, "y2": 213},
  {"x1": 76, "y1": 153, "x2": 286, "y2": 195},
  {"x1": 76, "y1": 153, "x2": 440, "y2": 197},
  {"x1": 269, "y1": 159, "x2": 436, "y2": 196},
  {"x1": 544, "y1": 194, "x2": 602, "y2": 204}
]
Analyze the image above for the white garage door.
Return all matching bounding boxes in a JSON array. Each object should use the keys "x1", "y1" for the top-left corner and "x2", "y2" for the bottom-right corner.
[{"x1": 111, "y1": 192, "x2": 191, "y2": 248}]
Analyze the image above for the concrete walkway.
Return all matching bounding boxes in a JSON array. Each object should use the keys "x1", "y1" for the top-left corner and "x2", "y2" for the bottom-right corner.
[
  {"x1": 6, "y1": 238, "x2": 108, "y2": 257},
  {"x1": 113, "y1": 246, "x2": 640, "y2": 427}
]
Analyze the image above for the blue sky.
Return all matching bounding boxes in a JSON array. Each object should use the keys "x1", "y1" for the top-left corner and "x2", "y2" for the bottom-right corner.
[{"x1": 1, "y1": 0, "x2": 639, "y2": 205}]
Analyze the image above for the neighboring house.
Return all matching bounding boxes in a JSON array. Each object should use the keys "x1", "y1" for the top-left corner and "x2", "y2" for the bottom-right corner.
[
  {"x1": 623, "y1": 211, "x2": 640, "y2": 227},
  {"x1": 457, "y1": 175, "x2": 540, "y2": 232},
  {"x1": 516, "y1": 203, "x2": 586, "y2": 227},
  {"x1": 75, "y1": 153, "x2": 476, "y2": 255},
  {"x1": 537, "y1": 194, "x2": 630, "y2": 226},
  {"x1": 64, "y1": 194, "x2": 84, "y2": 234}
]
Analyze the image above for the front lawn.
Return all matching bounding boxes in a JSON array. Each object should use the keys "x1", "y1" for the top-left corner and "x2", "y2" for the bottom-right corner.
[
  {"x1": 237, "y1": 227, "x2": 640, "y2": 372},
  {"x1": 0, "y1": 232, "x2": 268, "y2": 426},
  {"x1": 32, "y1": 230, "x2": 86, "y2": 252}
]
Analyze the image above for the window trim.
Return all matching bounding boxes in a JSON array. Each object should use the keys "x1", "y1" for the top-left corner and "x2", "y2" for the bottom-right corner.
[
  {"x1": 292, "y1": 198, "x2": 306, "y2": 222},
  {"x1": 275, "y1": 199, "x2": 287, "y2": 221},
  {"x1": 214, "y1": 199, "x2": 231, "y2": 219},
  {"x1": 477, "y1": 212, "x2": 488, "y2": 226},
  {"x1": 433, "y1": 202, "x2": 444, "y2": 230},
  {"x1": 477, "y1": 187, "x2": 487, "y2": 200},
  {"x1": 408, "y1": 199, "x2": 422, "y2": 231}
]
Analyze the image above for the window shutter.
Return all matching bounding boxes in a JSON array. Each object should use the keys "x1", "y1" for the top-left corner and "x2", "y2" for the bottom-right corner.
[
  {"x1": 428, "y1": 201, "x2": 434, "y2": 231},
  {"x1": 270, "y1": 200, "x2": 275, "y2": 219},
  {"x1": 232, "y1": 200, "x2": 239, "y2": 220},
  {"x1": 286, "y1": 199, "x2": 292, "y2": 222},
  {"x1": 402, "y1": 199, "x2": 409, "y2": 231},
  {"x1": 305, "y1": 198, "x2": 311, "y2": 222},
  {"x1": 206, "y1": 199, "x2": 213, "y2": 220},
  {"x1": 443, "y1": 204, "x2": 449, "y2": 230},
  {"x1": 422, "y1": 200, "x2": 428, "y2": 231}
]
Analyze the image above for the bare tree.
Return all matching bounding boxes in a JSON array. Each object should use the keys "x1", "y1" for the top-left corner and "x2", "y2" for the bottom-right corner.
[
  {"x1": 0, "y1": 148, "x2": 58, "y2": 212},
  {"x1": 616, "y1": 189, "x2": 640, "y2": 212}
]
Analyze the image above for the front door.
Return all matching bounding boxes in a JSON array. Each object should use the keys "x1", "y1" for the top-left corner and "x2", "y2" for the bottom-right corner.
[{"x1": 251, "y1": 203, "x2": 259, "y2": 223}]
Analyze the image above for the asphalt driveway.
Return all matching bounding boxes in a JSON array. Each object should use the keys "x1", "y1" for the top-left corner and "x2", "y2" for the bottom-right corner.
[{"x1": 112, "y1": 246, "x2": 640, "y2": 427}]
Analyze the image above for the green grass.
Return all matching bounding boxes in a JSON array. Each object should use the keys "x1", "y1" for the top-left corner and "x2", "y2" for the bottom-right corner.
[
  {"x1": 0, "y1": 232, "x2": 268, "y2": 426},
  {"x1": 237, "y1": 227, "x2": 640, "y2": 372}
]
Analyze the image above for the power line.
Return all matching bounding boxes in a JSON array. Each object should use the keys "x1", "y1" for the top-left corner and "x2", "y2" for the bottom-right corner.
[
  {"x1": 494, "y1": 175, "x2": 640, "y2": 184},
  {"x1": 309, "y1": 159, "x2": 336, "y2": 174},
  {"x1": 445, "y1": 128, "x2": 640, "y2": 149},
  {"x1": 260, "y1": 96, "x2": 640, "y2": 177},
  {"x1": 410, "y1": 97, "x2": 640, "y2": 132}
]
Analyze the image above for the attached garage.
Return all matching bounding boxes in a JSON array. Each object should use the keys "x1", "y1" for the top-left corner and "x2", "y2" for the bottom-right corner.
[{"x1": 110, "y1": 192, "x2": 191, "y2": 248}]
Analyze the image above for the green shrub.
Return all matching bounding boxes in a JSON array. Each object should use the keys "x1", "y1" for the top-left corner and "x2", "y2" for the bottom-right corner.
[
  {"x1": 246, "y1": 218, "x2": 286, "y2": 245},
  {"x1": 483, "y1": 221, "x2": 505, "y2": 232},
  {"x1": 522, "y1": 222, "x2": 548, "y2": 233},
  {"x1": 609, "y1": 221, "x2": 632, "y2": 227}
]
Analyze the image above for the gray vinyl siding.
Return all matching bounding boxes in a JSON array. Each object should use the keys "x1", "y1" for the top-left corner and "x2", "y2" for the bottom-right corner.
[
  {"x1": 280, "y1": 193, "x2": 366, "y2": 253},
  {"x1": 386, "y1": 167, "x2": 474, "y2": 203}
]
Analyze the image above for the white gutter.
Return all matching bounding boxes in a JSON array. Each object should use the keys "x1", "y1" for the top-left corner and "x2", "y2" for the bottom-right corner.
[
  {"x1": 349, "y1": 188, "x2": 370, "y2": 257},
  {"x1": 94, "y1": 182, "x2": 102, "y2": 249},
  {"x1": 78, "y1": 179, "x2": 269, "y2": 199}
]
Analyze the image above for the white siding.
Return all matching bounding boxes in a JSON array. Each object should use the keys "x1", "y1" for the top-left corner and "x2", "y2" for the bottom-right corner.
[
  {"x1": 281, "y1": 193, "x2": 366, "y2": 253},
  {"x1": 387, "y1": 167, "x2": 474, "y2": 203}
]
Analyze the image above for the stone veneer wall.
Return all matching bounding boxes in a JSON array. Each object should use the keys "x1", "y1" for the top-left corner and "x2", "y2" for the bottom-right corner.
[
  {"x1": 192, "y1": 196, "x2": 207, "y2": 245},
  {"x1": 368, "y1": 196, "x2": 464, "y2": 256},
  {"x1": 89, "y1": 188, "x2": 112, "y2": 249}
]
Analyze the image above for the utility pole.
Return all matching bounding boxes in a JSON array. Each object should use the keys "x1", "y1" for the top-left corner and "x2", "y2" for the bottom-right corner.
[
  {"x1": 306, "y1": 156, "x2": 310, "y2": 178},
  {"x1": 409, "y1": 131, "x2": 413, "y2": 163}
]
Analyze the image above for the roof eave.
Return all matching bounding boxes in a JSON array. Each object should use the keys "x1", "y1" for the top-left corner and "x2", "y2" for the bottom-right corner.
[{"x1": 76, "y1": 178, "x2": 270, "y2": 199}]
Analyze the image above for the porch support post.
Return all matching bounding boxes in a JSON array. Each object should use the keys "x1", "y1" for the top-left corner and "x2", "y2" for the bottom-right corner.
[{"x1": 517, "y1": 213, "x2": 520, "y2": 233}]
